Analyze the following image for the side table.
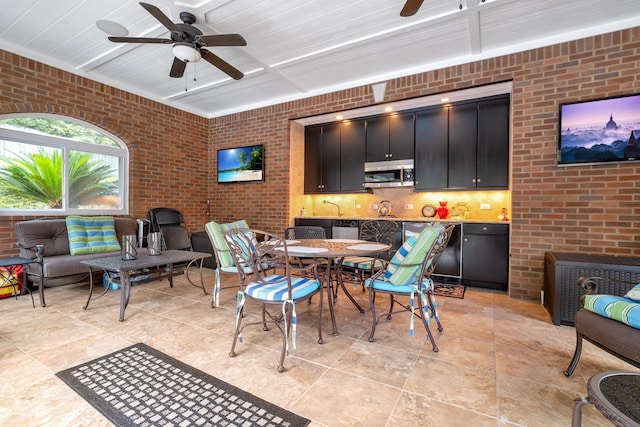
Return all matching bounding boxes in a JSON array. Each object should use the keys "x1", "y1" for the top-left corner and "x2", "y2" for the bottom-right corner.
[
  {"x1": 0, "y1": 257, "x2": 36, "y2": 308},
  {"x1": 572, "y1": 371, "x2": 640, "y2": 426}
]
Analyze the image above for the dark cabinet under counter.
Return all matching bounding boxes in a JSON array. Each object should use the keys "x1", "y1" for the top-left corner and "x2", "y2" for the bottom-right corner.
[{"x1": 461, "y1": 223, "x2": 509, "y2": 290}]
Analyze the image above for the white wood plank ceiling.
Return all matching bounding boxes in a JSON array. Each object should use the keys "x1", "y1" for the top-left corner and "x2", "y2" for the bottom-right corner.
[{"x1": 0, "y1": 0, "x2": 638, "y2": 118}]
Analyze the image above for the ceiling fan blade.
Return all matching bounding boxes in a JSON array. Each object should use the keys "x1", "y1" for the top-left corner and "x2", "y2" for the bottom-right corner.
[
  {"x1": 139, "y1": 2, "x2": 183, "y2": 35},
  {"x1": 108, "y1": 36, "x2": 172, "y2": 44},
  {"x1": 200, "y1": 49, "x2": 244, "y2": 80},
  {"x1": 400, "y1": 0, "x2": 424, "y2": 17},
  {"x1": 196, "y1": 34, "x2": 247, "y2": 47},
  {"x1": 169, "y1": 57, "x2": 186, "y2": 78}
]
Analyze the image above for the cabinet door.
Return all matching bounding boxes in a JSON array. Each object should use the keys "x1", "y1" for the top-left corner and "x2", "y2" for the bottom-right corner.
[
  {"x1": 477, "y1": 96, "x2": 510, "y2": 189},
  {"x1": 304, "y1": 126, "x2": 323, "y2": 193},
  {"x1": 365, "y1": 116, "x2": 389, "y2": 162},
  {"x1": 321, "y1": 123, "x2": 341, "y2": 192},
  {"x1": 388, "y1": 112, "x2": 414, "y2": 160},
  {"x1": 414, "y1": 107, "x2": 448, "y2": 190},
  {"x1": 462, "y1": 223, "x2": 509, "y2": 290},
  {"x1": 448, "y1": 102, "x2": 478, "y2": 189},
  {"x1": 340, "y1": 119, "x2": 366, "y2": 192}
]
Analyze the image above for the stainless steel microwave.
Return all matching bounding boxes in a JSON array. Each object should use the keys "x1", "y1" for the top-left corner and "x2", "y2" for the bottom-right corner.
[{"x1": 364, "y1": 159, "x2": 414, "y2": 188}]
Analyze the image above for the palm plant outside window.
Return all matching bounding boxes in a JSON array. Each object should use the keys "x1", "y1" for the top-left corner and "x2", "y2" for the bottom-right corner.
[{"x1": 0, "y1": 115, "x2": 128, "y2": 215}]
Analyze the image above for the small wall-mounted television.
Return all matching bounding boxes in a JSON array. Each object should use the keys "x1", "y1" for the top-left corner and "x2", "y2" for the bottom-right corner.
[
  {"x1": 558, "y1": 93, "x2": 640, "y2": 166},
  {"x1": 217, "y1": 144, "x2": 264, "y2": 183}
]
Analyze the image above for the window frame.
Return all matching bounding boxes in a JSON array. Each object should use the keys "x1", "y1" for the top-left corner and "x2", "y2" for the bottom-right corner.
[{"x1": 0, "y1": 113, "x2": 129, "y2": 216}]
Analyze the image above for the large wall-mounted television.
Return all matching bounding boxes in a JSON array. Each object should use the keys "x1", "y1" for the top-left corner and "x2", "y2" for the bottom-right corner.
[
  {"x1": 217, "y1": 144, "x2": 264, "y2": 183},
  {"x1": 558, "y1": 93, "x2": 640, "y2": 166}
]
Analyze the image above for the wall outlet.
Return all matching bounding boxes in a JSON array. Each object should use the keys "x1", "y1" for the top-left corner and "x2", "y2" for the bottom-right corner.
[
  {"x1": 405, "y1": 204, "x2": 414, "y2": 209},
  {"x1": 371, "y1": 204, "x2": 378, "y2": 210},
  {"x1": 480, "y1": 203, "x2": 491, "y2": 210}
]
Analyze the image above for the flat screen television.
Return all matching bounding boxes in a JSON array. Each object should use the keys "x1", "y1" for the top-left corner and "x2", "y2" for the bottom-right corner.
[
  {"x1": 217, "y1": 144, "x2": 264, "y2": 183},
  {"x1": 558, "y1": 93, "x2": 640, "y2": 166}
]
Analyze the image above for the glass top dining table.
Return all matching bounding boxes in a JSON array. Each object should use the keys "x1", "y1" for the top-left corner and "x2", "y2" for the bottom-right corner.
[{"x1": 284, "y1": 238, "x2": 391, "y2": 336}]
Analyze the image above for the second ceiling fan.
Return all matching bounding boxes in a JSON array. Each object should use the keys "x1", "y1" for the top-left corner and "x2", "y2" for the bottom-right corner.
[{"x1": 107, "y1": 2, "x2": 246, "y2": 80}]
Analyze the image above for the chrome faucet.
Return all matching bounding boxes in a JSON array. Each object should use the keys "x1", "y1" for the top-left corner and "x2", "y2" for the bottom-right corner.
[{"x1": 323, "y1": 200, "x2": 342, "y2": 217}]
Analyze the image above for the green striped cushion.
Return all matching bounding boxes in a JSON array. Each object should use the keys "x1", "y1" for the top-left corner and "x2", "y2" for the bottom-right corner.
[
  {"x1": 205, "y1": 220, "x2": 248, "y2": 268},
  {"x1": 66, "y1": 216, "x2": 121, "y2": 255},
  {"x1": 584, "y1": 294, "x2": 640, "y2": 329},
  {"x1": 625, "y1": 284, "x2": 640, "y2": 301},
  {"x1": 387, "y1": 226, "x2": 441, "y2": 286}
]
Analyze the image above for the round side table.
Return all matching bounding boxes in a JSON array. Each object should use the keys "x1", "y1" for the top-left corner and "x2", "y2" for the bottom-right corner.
[{"x1": 572, "y1": 371, "x2": 640, "y2": 427}]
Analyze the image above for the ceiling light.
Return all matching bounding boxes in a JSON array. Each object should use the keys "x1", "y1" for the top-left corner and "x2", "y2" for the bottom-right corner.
[
  {"x1": 441, "y1": 97, "x2": 450, "y2": 103},
  {"x1": 172, "y1": 44, "x2": 201, "y2": 63},
  {"x1": 336, "y1": 114, "x2": 344, "y2": 120},
  {"x1": 385, "y1": 106, "x2": 393, "y2": 112}
]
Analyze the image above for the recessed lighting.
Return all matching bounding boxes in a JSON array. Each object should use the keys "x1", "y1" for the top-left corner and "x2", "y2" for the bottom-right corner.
[
  {"x1": 384, "y1": 106, "x2": 393, "y2": 112},
  {"x1": 441, "y1": 97, "x2": 450, "y2": 103},
  {"x1": 336, "y1": 114, "x2": 344, "y2": 120}
]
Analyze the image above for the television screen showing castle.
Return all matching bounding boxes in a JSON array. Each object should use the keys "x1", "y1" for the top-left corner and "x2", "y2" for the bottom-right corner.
[{"x1": 559, "y1": 94, "x2": 640, "y2": 165}]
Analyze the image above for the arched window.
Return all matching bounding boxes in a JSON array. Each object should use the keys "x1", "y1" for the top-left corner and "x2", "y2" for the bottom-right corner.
[{"x1": 0, "y1": 114, "x2": 129, "y2": 215}]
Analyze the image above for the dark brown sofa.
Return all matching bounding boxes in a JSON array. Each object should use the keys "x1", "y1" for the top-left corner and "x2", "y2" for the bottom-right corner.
[
  {"x1": 564, "y1": 276, "x2": 640, "y2": 376},
  {"x1": 14, "y1": 217, "x2": 138, "y2": 307}
]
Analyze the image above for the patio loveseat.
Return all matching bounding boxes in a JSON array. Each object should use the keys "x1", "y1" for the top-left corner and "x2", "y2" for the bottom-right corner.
[
  {"x1": 14, "y1": 216, "x2": 138, "y2": 307},
  {"x1": 564, "y1": 276, "x2": 640, "y2": 376}
]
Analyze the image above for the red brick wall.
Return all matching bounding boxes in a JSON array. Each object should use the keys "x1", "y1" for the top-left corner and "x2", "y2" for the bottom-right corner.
[
  {"x1": 210, "y1": 26, "x2": 640, "y2": 300},
  {"x1": 1, "y1": 26, "x2": 639, "y2": 300},
  {"x1": 0, "y1": 50, "x2": 210, "y2": 254}
]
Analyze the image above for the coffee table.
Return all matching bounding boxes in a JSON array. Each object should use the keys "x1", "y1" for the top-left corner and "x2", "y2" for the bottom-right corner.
[
  {"x1": 80, "y1": 249, "x2": 211, "y2": 321},
  {"x1": 572, "y1": 370, "x2": 640, "y2": 426}
]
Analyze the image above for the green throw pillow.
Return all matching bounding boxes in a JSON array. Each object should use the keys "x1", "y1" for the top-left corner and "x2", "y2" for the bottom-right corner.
[
  {"x1": 66, "y1": 216, "x2": 121, "y2": 255},
  {"x1": 205, "y1": 220, "x2": 249, "y2": 268}
]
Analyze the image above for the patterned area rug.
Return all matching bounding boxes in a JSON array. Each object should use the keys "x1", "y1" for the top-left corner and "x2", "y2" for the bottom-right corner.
[
  {"x1": 56, "y1": 343, "x2": 310, "y2": 427},
  {"x1": 433, "y1": 282, "x2": 466, "y2": 299}
]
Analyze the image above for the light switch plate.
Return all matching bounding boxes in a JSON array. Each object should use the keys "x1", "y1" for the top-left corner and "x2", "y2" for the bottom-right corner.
[{"x1": 480, "y1": 203, "x2": 491, "y2": 210}]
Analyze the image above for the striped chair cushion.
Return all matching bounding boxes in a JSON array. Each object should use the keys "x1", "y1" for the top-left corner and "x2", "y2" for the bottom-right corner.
[
  {"x1": 244, "y1": 275, "x2": 320, "y2": 301},
  {"x1": 342, "y1": 256, "x2": 383, "y2": 271},
  {"x1": 66, "y1": 216, "x2": 121, "y2": 255},
  {"x1": 584, "y1": 294, "x2": 640, "y2": 329},
  {"x1": 205, "y1": 220, "x2": 248, "y2": 268},
  {"x1": 385, "y1": 226, "x2": 441, "y2": 286}
]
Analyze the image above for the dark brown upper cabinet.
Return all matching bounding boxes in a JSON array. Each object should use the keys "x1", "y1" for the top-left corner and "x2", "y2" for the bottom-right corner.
[
  {"x1": 304, "y1": 123, "x2": 341, "y2": 193},
  {"x1": 414, "y1": 106, "x2": 449, "y2": 190},
  {"x1": 339, "y1": 119, "x2": 367, "y2": 192},
  {"x1": 365, "y1": 112, "x2": 414, "y2": 162}
]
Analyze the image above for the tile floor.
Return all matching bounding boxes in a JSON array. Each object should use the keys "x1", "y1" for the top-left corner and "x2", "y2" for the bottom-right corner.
[{"x1": 0, "y1": 268, "x2": 635, "y2": 426}]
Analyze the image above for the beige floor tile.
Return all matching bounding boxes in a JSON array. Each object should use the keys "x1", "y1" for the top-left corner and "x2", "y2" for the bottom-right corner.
[{"x1": 1, "y1": 271, "x2": 638, "y2": 426}]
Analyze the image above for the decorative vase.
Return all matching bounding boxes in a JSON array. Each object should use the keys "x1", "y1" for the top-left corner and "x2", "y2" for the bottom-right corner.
[{"x1": 437, "y1": 201, "x2": 448, "y2": 219}]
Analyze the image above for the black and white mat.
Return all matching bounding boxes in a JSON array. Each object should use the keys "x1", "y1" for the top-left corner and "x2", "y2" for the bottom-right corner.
[{"x1": 56, "y1": 343, "x2": 310, "y2": 427}]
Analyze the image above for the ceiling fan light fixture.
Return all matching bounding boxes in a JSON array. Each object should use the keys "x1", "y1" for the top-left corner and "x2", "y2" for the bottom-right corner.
[{"x1": 172, "y1": 43, "x2": 201, "y2": 63}]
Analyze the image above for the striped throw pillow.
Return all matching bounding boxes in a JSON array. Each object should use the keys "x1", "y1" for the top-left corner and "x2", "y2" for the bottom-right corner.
[
  {"x1": 386, "y1": 226, "x2": 441, "y2": 286},
  {"x1": 625, "y1": 284, "x2": 640, "y2": 301},
  {"x1": 66, "y1": 216, "x2": 121, "y2": 255}
]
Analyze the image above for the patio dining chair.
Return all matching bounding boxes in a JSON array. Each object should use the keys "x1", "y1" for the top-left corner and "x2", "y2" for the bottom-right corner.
[
  {"x1": 336, "y1": 219, "x2": 399, "y2": 312},
  {"x1": 366, "y1": 224, "x2": 454, "y2": 352},
  {"x1": 224, "y1": 228, "x2": 324, "y2": 372}
]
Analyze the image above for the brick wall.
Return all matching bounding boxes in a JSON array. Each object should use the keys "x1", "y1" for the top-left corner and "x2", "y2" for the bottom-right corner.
[
  {"x1": 0, "y1": 50, "x2": 210, "y2": 253},
  {"x1": 210, "y1": 26, "x2": 640, "y2": 300},
  {"x1": 1, "y1": 26, "x2": 639, "y2": 300}
]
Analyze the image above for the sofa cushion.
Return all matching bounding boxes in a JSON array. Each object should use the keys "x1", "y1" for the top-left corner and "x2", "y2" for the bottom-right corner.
[
  {"x1": 584, "y1": 294, "x2": 640, "y2": 329},
  {"x1": 66, "y1": 216, "x2": 121, "y2": 255}
]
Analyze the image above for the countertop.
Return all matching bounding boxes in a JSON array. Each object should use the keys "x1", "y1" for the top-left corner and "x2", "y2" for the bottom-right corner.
[{"x1": 295, "y1": 215, "x2": 510, "y2": 224}]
